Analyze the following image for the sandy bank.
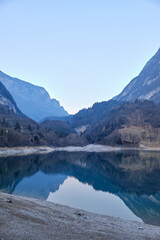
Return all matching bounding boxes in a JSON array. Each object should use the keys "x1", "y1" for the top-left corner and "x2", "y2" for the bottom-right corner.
[{"x1": 0, "y1": 192, "x2": 160, "y2": 240}]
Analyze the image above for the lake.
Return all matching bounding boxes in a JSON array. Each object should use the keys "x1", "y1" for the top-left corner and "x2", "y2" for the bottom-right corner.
[{"x1": 0, "y1": 150, "x2": 160, "y2": 226}]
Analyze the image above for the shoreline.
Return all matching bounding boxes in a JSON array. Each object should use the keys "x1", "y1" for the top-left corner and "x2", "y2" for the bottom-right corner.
[
  {"x1": 1, "y1": 144, "x2": 160, "y2": 157},
  {"x1": 52, "y1": 144, "x2": 160, "y2": 152},
  {"x1": 0, "y1": 146, "x2": 54, "y2": 157},
  {"x1": 0, "y1": 192, "x2": 160, "y2": 240}
]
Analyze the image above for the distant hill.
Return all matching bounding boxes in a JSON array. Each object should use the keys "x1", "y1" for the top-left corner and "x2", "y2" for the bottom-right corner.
[
  {"x1": 40, "y1": 100, "x2": 120, "y2": 144},
  {"x1": 41, "y1": 99, "x2": 160, "y2": 148},
  {"x1": 115, "y1": 48, "x2": 160, "y2": 103},
  {"x1": 0, "y1": 71, "x2": 68, "y2": 121},
  {"x1": 84, "y1": 100, "x2": 160, "y2": 147},
  {"x1": 70, "y1": 100, "x2": 120, "y2": 128}
]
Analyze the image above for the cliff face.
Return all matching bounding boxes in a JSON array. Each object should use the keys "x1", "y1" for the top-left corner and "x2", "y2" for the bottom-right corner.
[
  {"x1": 0, "y1": 81, "x2": 21, "y2": 115},
  {"x1": 0, "y1": 71, "x2": 68, "y2": 121},
  {"x1": 115, "y1": 48, "x2": 160, "y2": 104}
]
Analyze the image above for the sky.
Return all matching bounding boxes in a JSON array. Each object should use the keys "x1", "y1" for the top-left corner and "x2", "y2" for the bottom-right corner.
[{"x1": 0, "y1": 0, "x2": 160, "y2": 114}]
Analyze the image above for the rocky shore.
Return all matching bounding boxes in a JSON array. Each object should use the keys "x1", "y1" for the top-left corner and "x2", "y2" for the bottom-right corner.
[
  {"x1": 1, "y1": 144, "x2": 160, "y2": 157},
  {"x1": 0, "y1": 192, "x2": 160, "y2": 240},
  {"x1": 0, "y1": 146, "x2": 53, "y2": 157}
]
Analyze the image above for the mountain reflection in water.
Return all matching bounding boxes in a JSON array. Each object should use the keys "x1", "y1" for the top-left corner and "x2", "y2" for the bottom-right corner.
[{"x1": 0, "y1": 151, "x2": 160, "y2": 226}]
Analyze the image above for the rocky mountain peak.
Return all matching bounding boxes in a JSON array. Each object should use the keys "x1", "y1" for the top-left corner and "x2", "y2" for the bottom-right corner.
[{"x1": 115, "y1": 48, "x2": 160, "y2": 104}]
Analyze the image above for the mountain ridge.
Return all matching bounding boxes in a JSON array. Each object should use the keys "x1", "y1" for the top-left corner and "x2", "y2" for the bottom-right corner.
[
  {"x1": 1, "y1": 48, "x2": 160, "y2": 147},
  {"x1": 114, "y1": 48, "x2": 160, "y2": 103},
  {"x1": 0, "y1": 70, "x2": 68, "y2": 121}
]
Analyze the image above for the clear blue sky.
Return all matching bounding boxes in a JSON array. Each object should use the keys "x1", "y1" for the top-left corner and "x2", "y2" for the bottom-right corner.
[{"x1": 0, "y1": 0, "x2": 160, "y2": 114}]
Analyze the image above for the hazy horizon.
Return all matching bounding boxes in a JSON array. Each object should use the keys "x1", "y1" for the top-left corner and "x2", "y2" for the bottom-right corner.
[{"x1": 0, "y1": 0, "x2": 160, "y2": 114}]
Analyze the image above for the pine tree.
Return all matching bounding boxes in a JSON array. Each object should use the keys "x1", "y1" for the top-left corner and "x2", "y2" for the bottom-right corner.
[{"x1": 14, "y1": 121, "x2": 20, "y2": 130}]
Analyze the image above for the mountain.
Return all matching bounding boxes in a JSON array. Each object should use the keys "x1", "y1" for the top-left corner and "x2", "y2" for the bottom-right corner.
[
  {"x1": 0, "y1": 80, "x2": 85, "y2": 147},
  {"x1": 0, "y1": 81, "x2": 61, "y2": 147},
  {"x1": 0, "y1": 71, "x2": 68, "y2": 121},
  {"x1": 115, "y1": 48, "x2": 160, "y2": 103},
  {"x1": 2, "y1": 48, "x2": 160, "y2": 148}
]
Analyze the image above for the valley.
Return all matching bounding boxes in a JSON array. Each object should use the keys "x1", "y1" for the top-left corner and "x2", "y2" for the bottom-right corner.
[
  {"x1": 1, "y1": 1, "x2": 160, "y2": 239},
  {"x1": 0, "y1": 49, "x2": 160, "y2": 149}
]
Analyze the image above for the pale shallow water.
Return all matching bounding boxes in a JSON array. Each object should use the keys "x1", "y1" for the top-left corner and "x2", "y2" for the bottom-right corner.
[
  {"x1": 47, "y1": 177, "x2": 141, "y2": 222},
  {"x1": 1, "y1": 150, "x2": 160, "y2": 226}
]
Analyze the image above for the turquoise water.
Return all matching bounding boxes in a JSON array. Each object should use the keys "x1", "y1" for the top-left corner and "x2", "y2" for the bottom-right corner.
[{"x1": 0, "y1": 151, "x2": 160, "y2": 226}]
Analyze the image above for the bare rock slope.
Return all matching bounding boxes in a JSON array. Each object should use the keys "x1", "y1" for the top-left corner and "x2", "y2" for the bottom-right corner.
[
  {"x1": 0, "y1": 81, "x2": 21, "y2": 115},
  {"x1": 115, "y1": 48, "x2": 160, "y2": 104}
]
